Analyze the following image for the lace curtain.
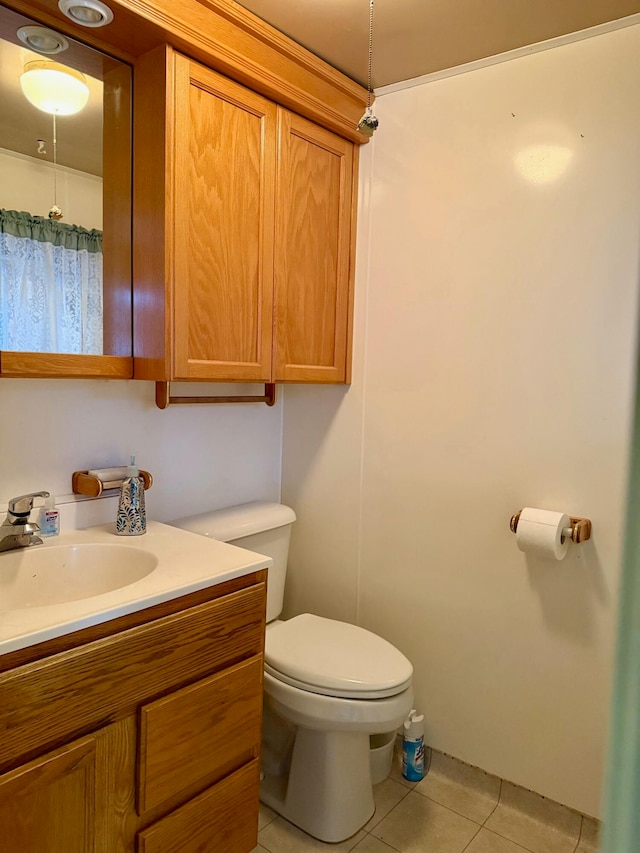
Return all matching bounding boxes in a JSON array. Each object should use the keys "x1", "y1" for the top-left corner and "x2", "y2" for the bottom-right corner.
[{"x1": 0, "y1": 209, "x2": 103, "y2": 355}]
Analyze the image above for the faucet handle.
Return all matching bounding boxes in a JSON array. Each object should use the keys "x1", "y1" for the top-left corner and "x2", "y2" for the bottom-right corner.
[{"x1": 8, "y1": 491, "x2": 50, "y2": 518}]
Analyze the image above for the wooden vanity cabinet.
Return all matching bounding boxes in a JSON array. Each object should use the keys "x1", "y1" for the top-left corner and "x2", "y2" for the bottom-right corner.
[
  {"x1": 133, "y1": 46, "x2": 357, "y2": 385},
  {"x1": 0, "y1": 571, "x2": 266, "y2": 853}
]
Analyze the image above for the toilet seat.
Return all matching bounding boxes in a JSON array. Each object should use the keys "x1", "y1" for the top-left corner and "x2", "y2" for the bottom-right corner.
[{"x1": 265, "y1": 614, "x2": 413, "y2": 700}]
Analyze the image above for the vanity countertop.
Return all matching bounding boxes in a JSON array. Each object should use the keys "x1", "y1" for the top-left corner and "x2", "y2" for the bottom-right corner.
[{"x1": 0, "y1": 520, "x2": 270, "y2": 656}]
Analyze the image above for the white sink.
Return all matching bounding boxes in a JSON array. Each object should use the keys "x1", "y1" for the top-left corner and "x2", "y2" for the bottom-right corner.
[
  {"x1": 0, "y1": 543, "x2": 158, "y2": 609},
  {"x1": 0, "y1": 521, "x2": 271, "y2": 657}
]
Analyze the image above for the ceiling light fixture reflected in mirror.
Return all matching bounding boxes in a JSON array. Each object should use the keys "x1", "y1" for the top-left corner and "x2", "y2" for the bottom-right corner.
[
  {"x1": 20, "y1": 60, "x2": 90, "y2": 116},
  {"x1": 19, "y1": 59, "x2": 91, "y2": 221},
  {"x1": 58, "y1": 0, "x2": 114, "y2": 28}
]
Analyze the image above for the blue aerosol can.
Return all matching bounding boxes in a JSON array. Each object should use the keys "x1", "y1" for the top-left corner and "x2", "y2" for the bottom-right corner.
[{"x1": 402, "y1": 709, "x2": 425, "y2": 782}]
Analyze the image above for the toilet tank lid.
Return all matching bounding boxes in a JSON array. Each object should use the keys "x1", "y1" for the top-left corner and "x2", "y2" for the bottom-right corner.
[{"x1": 170, "y1": 501, "x2": 296, "y2": 542}]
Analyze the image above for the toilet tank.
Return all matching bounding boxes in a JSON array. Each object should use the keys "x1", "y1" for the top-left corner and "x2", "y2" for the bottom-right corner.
[{"x1": 170, "y1": 502, "x2": 296, "y2": 622}]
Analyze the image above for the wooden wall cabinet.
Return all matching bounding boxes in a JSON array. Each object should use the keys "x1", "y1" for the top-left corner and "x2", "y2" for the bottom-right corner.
[
  {"x1": 134, "y1": 46, "x2": 357, "y2": 385},
  {"x1": 0, "y1": 572, "x2": 266, "y2": 853}
]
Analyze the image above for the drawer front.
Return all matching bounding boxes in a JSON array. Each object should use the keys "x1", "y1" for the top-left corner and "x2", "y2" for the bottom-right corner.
[
  {"x1": 0, "y1": 583, "x2": 265, "y2": 771},
  {"x1": 137, "y1": 759, "x2": 260, "y2": 853},
  {"x1": 139, "y1": 655, "x2": 263, "y2": 813}
]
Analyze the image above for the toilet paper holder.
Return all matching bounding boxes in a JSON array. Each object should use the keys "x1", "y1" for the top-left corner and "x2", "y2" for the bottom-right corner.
[{"x1": 509, "y1": 511, "x2": 592, "y2": 544}]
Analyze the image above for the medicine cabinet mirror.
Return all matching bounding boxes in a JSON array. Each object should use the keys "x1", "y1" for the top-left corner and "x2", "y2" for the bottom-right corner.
[{"x1": 0, "y1": 4, "x2": 131, "y2": 378}]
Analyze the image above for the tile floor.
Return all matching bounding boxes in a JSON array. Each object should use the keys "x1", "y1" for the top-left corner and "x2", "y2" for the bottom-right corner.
[{"x1": 252, "y1": 745, "x2": 600, "y2": 853}]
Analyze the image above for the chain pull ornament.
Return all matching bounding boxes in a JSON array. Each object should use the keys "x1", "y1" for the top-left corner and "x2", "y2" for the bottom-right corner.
[
  {"x1": 48, "y1": 113, "x2": 63, "y2": 220},
  {"x1": 357, "y1": 0, "x2": 379, "y2": 137}
]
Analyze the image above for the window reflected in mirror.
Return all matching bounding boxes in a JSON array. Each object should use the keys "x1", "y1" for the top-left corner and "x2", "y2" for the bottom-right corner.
[{"x1": 0, "y1": 6, "x2": 131, "y2": 357}]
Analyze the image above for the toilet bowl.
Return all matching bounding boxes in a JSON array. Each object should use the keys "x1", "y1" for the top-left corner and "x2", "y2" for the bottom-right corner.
[{"x1": 171, "y1": 502, "x2": 414, "y2": 842}]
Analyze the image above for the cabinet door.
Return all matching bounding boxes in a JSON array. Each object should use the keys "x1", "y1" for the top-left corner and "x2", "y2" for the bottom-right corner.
[
  {"x1": 274, "y1": 110, "x2": 356, "y2": 383},
  {"x1": 0, "y1": 720, "x2": 136, "y2": 853},
  {"x1": 0, "y1": 735, "x2": 97, "y2": 853},
  {"x1": 172, "y1": 55, "x2": 277, "y2": 381}
]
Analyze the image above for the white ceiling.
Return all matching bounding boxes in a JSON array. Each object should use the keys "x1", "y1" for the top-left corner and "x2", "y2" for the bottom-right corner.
[{"x1": 237, "y1": 0, "x2": 640, "y2": 88}]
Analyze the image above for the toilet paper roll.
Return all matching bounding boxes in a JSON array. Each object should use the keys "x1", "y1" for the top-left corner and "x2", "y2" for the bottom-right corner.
[{"x1": 515, "y1": 508, "x2": 570, "y2": 560}]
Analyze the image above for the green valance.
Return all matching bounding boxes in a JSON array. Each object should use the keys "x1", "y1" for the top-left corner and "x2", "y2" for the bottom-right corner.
[{"x1": 0, "y1": 209, "x2": 102, "y2": 253}]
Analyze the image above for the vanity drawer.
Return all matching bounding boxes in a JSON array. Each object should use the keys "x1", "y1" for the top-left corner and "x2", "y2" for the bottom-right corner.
[
  {"x1": 137, "y1": 758, "x2": 260, "y2": 853},
  {"x1": 138, "y1": 655, "x2": 263, "y2": 813}
]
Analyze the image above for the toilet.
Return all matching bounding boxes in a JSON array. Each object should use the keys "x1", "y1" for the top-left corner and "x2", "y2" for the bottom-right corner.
[{"x1": 171, "y1": 502, "x2": 414, "y2": 843}]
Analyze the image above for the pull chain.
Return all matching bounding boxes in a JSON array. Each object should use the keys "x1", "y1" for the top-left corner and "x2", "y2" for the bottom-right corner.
[
  {"x1": 366, "y1": 0, "x2": 374, "y2": 111},
  {"x1": 357, "y1": 0, "x2": 379, "y2": 137},
  {"x1": 49, "y1": 112, "x2": 63, "y2": 220}
]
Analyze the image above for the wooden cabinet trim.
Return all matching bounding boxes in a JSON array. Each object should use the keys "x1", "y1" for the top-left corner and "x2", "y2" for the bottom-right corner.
[
  {"x1": 345, "y1": 144, "x2": 360, "y2": 385},
  {"x1": 0, "y1": 353, "x2": 133, "y2": 379},
  {"x1": 132, "y1": 44, "x2": 173, "y2": 381},
  {"x1": 0, "y1": 583, "x2": 266, "y2": 772}
]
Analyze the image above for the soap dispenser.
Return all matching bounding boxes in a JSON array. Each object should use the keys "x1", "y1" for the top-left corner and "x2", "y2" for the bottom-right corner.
[
  {"x1": 39, "y1": 494, "x2": 60, "y2": 537},
  {"x1": 116, "y1": 455, "x2": 146, "y2": 535}
]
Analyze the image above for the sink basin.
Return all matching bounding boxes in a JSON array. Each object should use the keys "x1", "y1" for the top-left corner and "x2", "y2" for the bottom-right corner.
[{"x1": 0, "y1": 543, "x2": 158, "y2": 609}]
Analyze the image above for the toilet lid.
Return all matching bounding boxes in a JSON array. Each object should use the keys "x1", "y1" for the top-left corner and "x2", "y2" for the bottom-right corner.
[{"x1": 265, "y1": 614, "x2": 413, "y2": 699}]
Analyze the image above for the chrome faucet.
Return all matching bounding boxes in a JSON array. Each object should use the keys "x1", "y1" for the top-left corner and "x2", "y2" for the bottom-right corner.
[{"x1": 0, "y1": 492, "x2": 50, "y2": 553}]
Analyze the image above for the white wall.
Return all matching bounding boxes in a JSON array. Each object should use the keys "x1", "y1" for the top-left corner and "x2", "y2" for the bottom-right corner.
[
  {"x1": 282, "y1": 24, "x2": 640, "y2": 817},
  {"x1": 0, "y1": 148, "x2": 102, "y2": 230},
  {"x1": 0, "y1": 380, "x2": 282, "y2": 528}
]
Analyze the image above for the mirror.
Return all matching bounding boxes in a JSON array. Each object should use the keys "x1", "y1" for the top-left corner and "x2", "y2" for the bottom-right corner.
[{"x1": 0, "y1": 5, "x2": 131, "y2": 372}]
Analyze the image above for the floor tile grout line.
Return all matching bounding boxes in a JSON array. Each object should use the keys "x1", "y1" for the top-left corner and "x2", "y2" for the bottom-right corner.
[
  {"x1": 364, "y1": 781, "x2": 414, "y2": 833},
  {"x1": 359, "y1": 832, "x2": 404, "y2": 853},
  {"x1": 459, "y1": 823, "x2": 484, "y2": 853},
  {"x1": 478, "y1": 823, "x2": 578, "y2": 853},
  {"x1": 571, "y1": 814, "x2": 584, "y2": 853},
  {"x1": 347, "y1": 831, "x2": 364, "y2": 853},
  {"x1": 478, "y1": 776, "x2": 584, "y2": 853},
  {"x1": 481, "y1": 776, "x2": 502, "y2": 827},
  {"x1": 409, "y1": 786, "x2": 493, "y2": 827},
  {"x1": 481, "y1": 811, "x2": 583, "y2": 853}
]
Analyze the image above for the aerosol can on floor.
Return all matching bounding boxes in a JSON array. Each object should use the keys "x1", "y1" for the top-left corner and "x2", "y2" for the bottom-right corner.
[{"x1": 402, "y1": 709, "x2": 425, "y2": 781}]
